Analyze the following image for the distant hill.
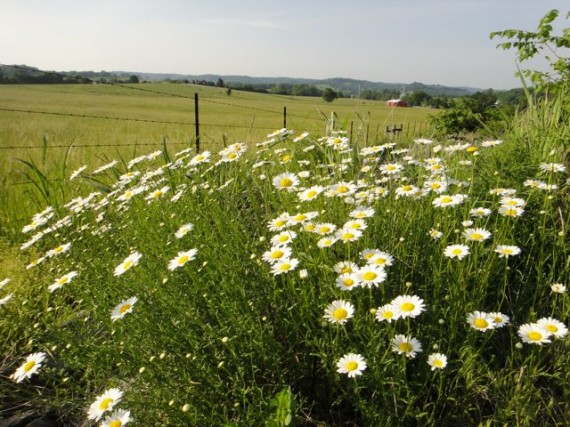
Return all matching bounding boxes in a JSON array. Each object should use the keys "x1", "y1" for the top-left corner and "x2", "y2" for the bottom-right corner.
[{"x1": 0, "y1": 64, "x2": 480, "y2": 97}]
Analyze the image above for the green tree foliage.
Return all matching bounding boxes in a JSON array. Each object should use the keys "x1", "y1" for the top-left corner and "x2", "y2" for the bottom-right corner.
[
  {"x1": 490, "y1": 9, "x2": 570, "y2": 91},
  {"x1": 322, "y1": 87, "x2": 338, "y2": 103}
]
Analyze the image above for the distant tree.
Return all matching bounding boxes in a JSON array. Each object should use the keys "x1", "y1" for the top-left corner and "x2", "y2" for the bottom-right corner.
[
  {"x1": 403, "y1": 90, "x2": 432, "y2": 106},
  {"x1": 322, "y1": 87, "x2": 338, "y2": 103},
  {"x1": 216, "y1": 78, "x2": 225, "y2": 88},
  {"x1": 128, "y1": 75, "x2": 140, "y2": 84}
]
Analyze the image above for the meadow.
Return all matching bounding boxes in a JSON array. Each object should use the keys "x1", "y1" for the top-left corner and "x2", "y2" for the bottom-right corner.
[{"x1": 0, "y1": 82, "x2": 568, "y2": 426}]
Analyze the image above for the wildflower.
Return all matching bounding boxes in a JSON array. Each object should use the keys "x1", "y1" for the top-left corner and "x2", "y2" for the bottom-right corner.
[
  {"x1": 539, "y1": 163, "x2": 566, "y2": 173},
  {"x1": 88, "y1": 388, "x2": 123, "y2": 421},
  {"x1": 317, "y1": 237, "x2": 337, "y2": 248},
  {"x1": 336, "y1": 353, "x2": 367, "y2": 378},
  {"x1": 69, "y1": 165, "x2": 88, "y2": 180},
  {"x1": 518, "y1": 323, "x2": 552, "y2": 345},
  {"x1": 375, "y1": 304, "x2": 400, "y2": 323},
  {"x1": 289, "y1": 211, "x2": 318, "y2": 225},
  {"x1": 444, "y1": 244, "x2": 470, "y2": 260},
  {"x1": 380, "y1": 163, "x2": 403, "y2": 175},
  {"x1": 299, "y1": 269, "x2": 308, "y2": 279},
  {"x1": 47, "y1": 242, "x2": 72, "y2": 257},
  {"x1": 343, "y1": 219, "x2": 367, "y2": 231},
  {"x1": 391, "y1": 295, "x2": 425, "y2": 319},
  {"x1": 268, "y1": 213, "x2": 291, "y2": 231},
  {"x1": 500, "y1": 197, "x2": 526, "y2": 208},
  {"x1": 188, "y1": 151, "x2": 211, "y2": 166},
  {"x1": 100, "y1": 409, "x2": 131, "y2": 427},
  {"x1": 0, "y1": 278, "x2": 10, "y2": 289},
  {"x1": 494, "y1": 245, "x2": 521, "y2": 258},
  {"x1": 470, "y1": 207, "x2": 492, "y2": 218},
  {"x1": 0, "y1": 293, "x2": 13, "y2": 306},
  {"x1": 272, "y1": 172, "x2": 300, "y2": 192},
  {"x1": 466, "y1": 311, "x2": 495, "y2": 331},
  {"x1": 145, "y1": 186, "x2": 170, "y2": 202},
  {"x1": 270, "y1": 258, "x2": 300, "y2": 275},
  {"x1": 429, "y1": 229, "x2": 443, "y2": 240},
  {"x1": 551, "y1": 283, "x2": 567, "y2": 294},
  {"x1": 498, "y1": 206, "x2": 524, "y2": 218},
  {"x1": 336, "y1": 228, "x2": 363, "y2": 243},
  {"x1": 349, "y1": 206, "x2": 375, "y2": 219},
  {"x1": 463, "y1": 228, "x2": 491, "y2": 242},
  {"x1": 333, "y1": 261, "x2": 359, "y2": 274},
  {"x1": 111, "y1": 297, "x2": 138, "y2": 322},
  {"x1": 298, "y1": 186, "x2": 324, "y2": 202},
  {"x1": 175, "y1": 223, "x2": 194, "y2": 239},
  {"x1": 357, "y1": 265, "x2": 387, "y2": 288},
  {"x1": 336, "y1": 273, "x2": 361, "y2": 291},
  {"x1": 114, "y1": 252, "x2": 142, "y2": 277},
  {"x1": 427, "y1": 353, "x2": 448, "y2": 370},
  {"x1": 432, "y1": 194, "x2": 467, "y2": 208},
  {"x1": 323, "y1": 300, "x2": 355, "y2": 325},
  {"x1": 168, "y1": 249, "x2": 198, "y2": 271},
  {"x1": 392, "y1": 335, "x2": 423, "y2": 358},
  {"x1": 329, "y1": 182, "x2": 357, "y2": 197},
  {"x1": 11, "y1": 352, "x2": 47, "y2": 383},
  {"x1": 424, "y1": 180, "x2": 448, "y2": 194},
  {"x1": 48, "y1": 271, "x2": 78, "y2": 293},
  {"x1": 262, "y1": 246, "x2": 292, "y2": 264},
  {"x1": 536, "y1": 317, "x2": 568, "y2": 339},
  {"x1": 270, "y1": 231, "x2": 297, "y2": 246},
  {"x1": 368, "y1": 251, "x2": 394, "y2": 267},
  {"x1": 395, "y1": 185, "x2": 419, "y2": 198},
  {"x1": 293, "y1": 131, "x2": 309, "y2": 142},
  {"x1": 314, "y1": 223, "x2": 337, "y2": 236},
  {"x1": 488, "y1": 312, "x2": 510, "y2": 328}
]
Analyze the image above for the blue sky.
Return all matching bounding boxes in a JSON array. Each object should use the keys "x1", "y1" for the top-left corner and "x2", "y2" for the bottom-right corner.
[{"x1": 1, "y1": 0, "x2": 567, "y2": 89}]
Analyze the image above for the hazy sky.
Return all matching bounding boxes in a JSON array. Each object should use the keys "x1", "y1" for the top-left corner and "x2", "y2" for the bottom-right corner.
[{"x1": 1, "y1": 0, "x2": 567, "y2": 89}]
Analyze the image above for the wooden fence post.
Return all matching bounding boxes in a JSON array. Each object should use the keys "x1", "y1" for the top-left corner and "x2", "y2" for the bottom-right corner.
[{"x1": 194, "y1": 93, "x2": 200, "y2": 153}]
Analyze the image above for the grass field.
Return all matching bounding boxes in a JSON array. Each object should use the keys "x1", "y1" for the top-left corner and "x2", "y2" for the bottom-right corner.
[
  {"x1": 0, "y1": 83, "x2": 568, "y2": 426},
  {"x1": 0, "y1": 83, "x2": 437, "y2": 237}
]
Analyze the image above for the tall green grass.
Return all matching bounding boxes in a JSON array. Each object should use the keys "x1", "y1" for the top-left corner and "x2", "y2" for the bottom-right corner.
[{"x1": 0, "y1": 87, "x2": 568, "y2": 426}]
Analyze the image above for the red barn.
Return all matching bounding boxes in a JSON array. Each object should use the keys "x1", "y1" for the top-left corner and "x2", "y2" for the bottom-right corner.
[{"x1": 386, "y1": 99, "x2": 409, "y2": 107}]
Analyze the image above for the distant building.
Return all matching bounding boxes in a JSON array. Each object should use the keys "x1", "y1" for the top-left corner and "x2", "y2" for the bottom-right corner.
[{"x1": 386, "y1": 99, "x2": 409, "y2": 107}]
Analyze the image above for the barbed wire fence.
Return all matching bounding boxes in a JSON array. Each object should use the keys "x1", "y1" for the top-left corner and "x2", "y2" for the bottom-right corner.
[{"x1": 0, "y1": 64, "x2": 432, "y2": 183}]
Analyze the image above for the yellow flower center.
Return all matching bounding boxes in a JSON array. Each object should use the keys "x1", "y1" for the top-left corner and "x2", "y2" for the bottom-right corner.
[
  {"x1": 452, "y1": 249, "x2": 463, "y2": 256},
  {"x1": 466, "y1": 145, "x2": 478, "y2": 153},
  {"x1": 320, "y1": 227, "x2": 330, "y2": 234},
  {"x1": 399, "y1": 342, "x2": 413, "y2": 353},
  {"x1": 274, "y1": 220, "x2": 285, "y2": 227},
  {"x1": 55, "y1": 246, "x2": 64, "y2": 253},
  {"x1": 271, "y1": 250, "x2": 284, "y2": 259},
  {"x1": 124, "y1": 191, "x2": 133, "y2": 199},
  {"x1": 345, "y1": 361, "x2": 358, "y2": 371},
  {"x1": 228, "y1": 152, "x2": 237, "y2": 159},
  {"x1": 354, "y1": 212, "x2": 366, "y2": 218},
  {"x1": 307, "y1": 191, "x2": 317, "y2": 198},
  {"x1": 470, "y1": 233, "x2": 483, "y2": 240},
  {"x1": 374, "y1": 258, "x2": 386, "y2": 265},
  {"x1": 504, "y1": 209, "x2": 517, "y2": 216},
  {"x1": 123, "y1": 260, "x2": 133, "y2": 270},
  {"x1": 119, "y1": 304, "x2": 132, "y2": 314},
  {"x1": 362, "y1": 272, "x2": 377, "y2": 281},
  {"x1": 109, "y1": 421, "x2": 122, "y2": 427},
  {"x1": 278, "y1": 235, "x2": 289, "y2": 243},
  {"x1": 195, "y1": 155, "x2": 204, "y2": 162},
  {"x1": 432, "y1": 164, "x2": 442, "y2": 170},
  {"x1": 433, "y1": 359, "x2": 444, "y2": 368},
  {"x1": 545, "y1": 324, "x2": 558, "y2": 333},
  {"x1": 431, "y1": 183, "x2": 441, "y2": 189},
  {"x1": 342, "y1": 233, "x2": 355, "y2": 240},
  {"x1": 338, "y1": 186, "x2": 348, "y2": 193},
  {"x1": 99, "y1": 397, "x2": 114, "y2": 410},
  {"x1": 294, "y1": 214, "x2": 306, "y2": 221},
  {"x1": 502, "y1": 249, "x2": 513, "y2": 255},
  {"x1": 333, "y1": 308, "x2": 348, "y2": 321},
  {"x1": 280, "y1": 178, "x2": 293, "y2": 187},
  {"x1": 440, "y1": 197, "x2": 453, "y2": 204},
  {"x1": 23, "y1": 361, "x2": 36, "y2": 372},
  {"x1": 386, "y1": 165, "x2": 396, "y2": 171},
  {"x1": 401, "y1": 303, "x2": 415, "y2": 312},
  {"x1": 341, "y1": 266, "x2": 352, "y2": 274},
  {"x1": 383, "y1": 311, "x2": 394, "y2": 319},
  {"x1": 402, "y1": 185, "x2": 412, "y2": 192},
  {"x1": 178, "y1": 255, "x2": 189, "y2": 265},
  {"x1": 343, "y1": 278, "x2": 355, "y2": 287},
  {"x1": 279, "y1": 263, "x2": 291, "y2": 271},
  {"x1": 58, "y1": 276, "x2": 69, "y2": 285},
  {"x1": 528, "y1": 331, "x2": 543, "y2": 341},
  {"x1": 349, "y1": 223, "x2": 361, "y2": 229},
  {"x1": 474, "y1": 318, "x2": 488, "y2": 329},
  {"x1": 282, "y1": 154, "x2": 292, "y2": 162},
  {"x1": 304, "y1": 224, "x2": 315, "y2": 231}
]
